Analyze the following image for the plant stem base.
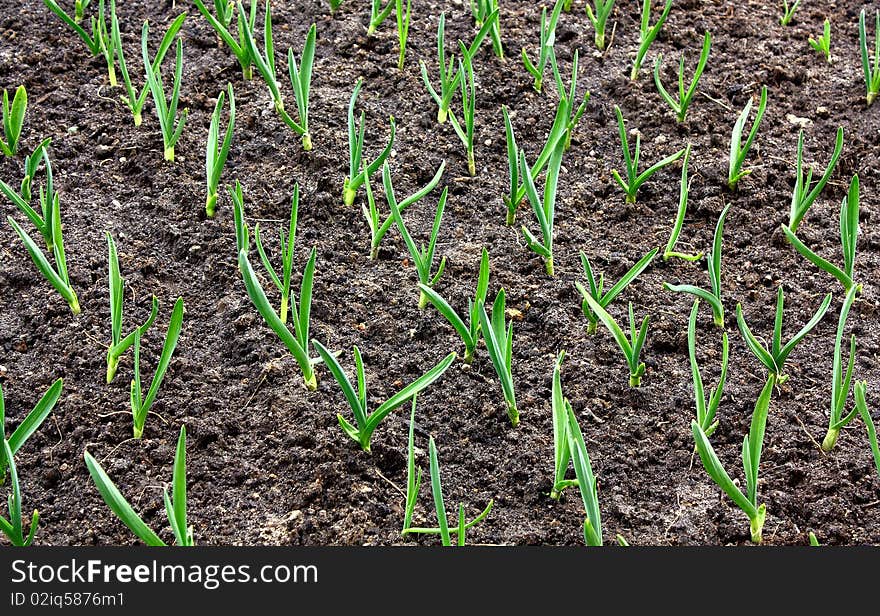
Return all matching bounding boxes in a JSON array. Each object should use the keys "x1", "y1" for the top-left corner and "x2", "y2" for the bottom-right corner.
[
  {"x1": 507, "y1": 402, "x2": 520, "y2": 427},
  {"x1": 106, "y1": 358, "x2": 118, "y2": 384},
  {"x1": 343, "y1": 184, "x2": 356, "y2": 207},
  {"x1": 304, "y1": 372, "x2": 317, "y2": 392},
  {"x1": 750, "y1": 504, "x2": 767, "y2": 544},
  {"x1": 205, "y1": 194, "x2": 217, "y2": 218},
  {"x1": 279, "y1": 299, "x2": 288, "y2": 325},
  {"x1": 821, "y1": 428, "x2": 839, "y2": 452}
]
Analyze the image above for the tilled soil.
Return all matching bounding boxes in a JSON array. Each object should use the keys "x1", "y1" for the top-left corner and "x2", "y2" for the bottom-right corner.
[{"x1": 0, "y1": 0, "x2": 879, "y2": 546}]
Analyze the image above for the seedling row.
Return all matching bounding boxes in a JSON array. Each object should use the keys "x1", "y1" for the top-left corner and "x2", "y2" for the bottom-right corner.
[{"x1": 1, "y1": 0, "x2": 879, "y2": 546}]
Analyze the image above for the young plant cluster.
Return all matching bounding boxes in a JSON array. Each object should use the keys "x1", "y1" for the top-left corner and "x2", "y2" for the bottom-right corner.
[{"x1": 4, "y1": 0, "x2": 880, "y2": 549}]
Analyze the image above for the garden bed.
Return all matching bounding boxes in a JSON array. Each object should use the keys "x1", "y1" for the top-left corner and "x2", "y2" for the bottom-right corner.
[{"x1": 1, "y1": 0, "x2": 879, "y2": 546}]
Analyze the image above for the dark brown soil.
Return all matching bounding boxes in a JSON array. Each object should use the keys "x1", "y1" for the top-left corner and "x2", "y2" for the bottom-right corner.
[{"x1": 1, "y1": 0, "x2": 879, "y2": 546}]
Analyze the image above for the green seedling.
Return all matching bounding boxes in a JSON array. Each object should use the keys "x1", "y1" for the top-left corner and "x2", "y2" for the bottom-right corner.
[
  {"x1": 549, "y1": 49, "x2": 590, "y2": 150},
  {"x1": 783, "y1": 174, "x2": 860, "y2": 294},
  {"x1": 420, "y1": 10, "x2": 498, "y2": 123},
  {"x1": 253, "y1": 188, "x2": 307, "y2": 325},
  {"x1": 860, "y1": 9, "x2": 880, "y2": 105},
  {"x1": 106, "y1": 233, "x2": 159, "y2": 383},
  {"x1": 585, "y1": 0, "x2": 616, "y2": 50},
  {"x1": 419, "y1": 248, "x2": 490, "y2": 364},
  {"x1": 239, "y1": 1, "x2": 315, "y2": 149},
  {"x1": 575, "y1": 247, "x2": 657, "y2": 334},
  {"x1": 501, "y1": 101, "x2": 569, "y2": 223},
  {"x1": 727, "y1": 85, "x2": 767, "y2": 189},
  {"x1": 780, "y1": 0, "x2": 800, "y2": 25},
  {"x1": 7, "y1": 199, "x2": 80, "y2": 315},
  {"x1": 328, "y1": 0, "x2": 343, "y2": 12},
  {"x1": 520, "y1": 142, "x2": 564, "y2": 276},
  {"x1": 402, "y1": 396, "x2": 421, "y2": 533},
  {"x1": 809, "y1": 18, "x2": 831, "y2": 63},
  {"x1": 630, "y1": 0, "x2": 672, "y2": 80},
  {"x1": 736, "y1": 286, "x2": 832, "y2": 384},
  {"x1": 232, "y1": 182, "x2": 318, "y2": 390},
  {"x1": 141, "y1": 22, "x2": 187, "y2": 162},
  {"x1": 521, "y1": 0, "x2": 564, "y2": 93},
  {"x1": 205, "y1": 84, "x2": 236, "y2": 217},
  {"x1": 44, "y1": 0, "x2": 116, "y2": 86},
  {"x1": 820, "y1": 285, "x2": 858, "y2": 452},
  {"x1": 19, "y1": 139, "x2": 51, "y2": 202},
  {"x1": 583, "y1": 295, "x2": 650, "y2": 387},
  {"x1": 611, "y1": 105, "x2": 685, "y2": 203},
  {"x1": 502, "y1": 106, "x2": 522, "y2": 224},
  {"x1": 384, "y1": 162, "x2": 448, "y2": 309},
  {"x1": 193, "y1": 0, "x2": 257, "y2": 80},
  {"x1": 567, "y1": 402, "x2": 603, "y2": 545},
  {"x1": 363, "y1": 161, "x2": 446, "y2": 260},
  {"x1": 787, "y1": 126, "x2": 843, "y2": 233},
  {"x1": 854, "y1": 382, "x2": 880, "y2": 481},
  {"x1": 0, "y1": 379, "x2": 54, "y2": 545},
  {"x1": 0, "y1": 379, "x2": 63, "y2": 482},
  {"x1": 75, "y1": 0, "x2": 90, "y2": 22},
  {"x1": 477, "y1": 289, "x2": 519, "y2": 426},
  {"x1": 809, "y1": 531, "x2": 820, "y2": 546},
  {"x1": 396, "y1": 0, "x2": 412, "y2": 70},
  {"x1": 470, "y1": 0, "x2": 503, "y2": 58},
  {"x1": 664, "y1": 204, "x2": 730, "y2": 328},
  {"x1": 449, "y1": 45, "x2": 478, "y2": 176},
  {"x1": 0, "y1": 437, "x2": 38, "y2": 546},
  {"x1": 84, "y1": 425, "x2": 193, "y2": 546},
  {"x1": 687, "y1": 300, "x2": 728, "y2": 437},
  {"x1": 130, "y1": 297, "x2": 184, "y2": 439},
  {"x1": 653, "y1": 31, "x2": 711, "y2": 122},
  {"x1": 403, "y1": 436, "x2": 493, "y2": 545},
  {"x1": 1, "y1": 146, "x2": 56, "y2": 251},
  {"x1": 368, "y1": 0, "x2": 394, "y2": 35},
  {"x1": 692, "y1": 375, "x2": 775, "y2": 544},
  {"x1": 312, "y1": 341, "x2": 455, "y2": 452},
  {"x1": 550, "y1": 352, "x2": 579, "y2": 500},
  {"x1": 0, "y1": 85, "x2": 27, "y2": 157},
  {"x1": 113, "y1": 11, "x2": 186, "y2": 126},
  {"x1": 663, "y1": 144, "x2": 701, "y2": 261},
  {"x1": 343, "y1": 79, "x2": 396, "y2": 206}
]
